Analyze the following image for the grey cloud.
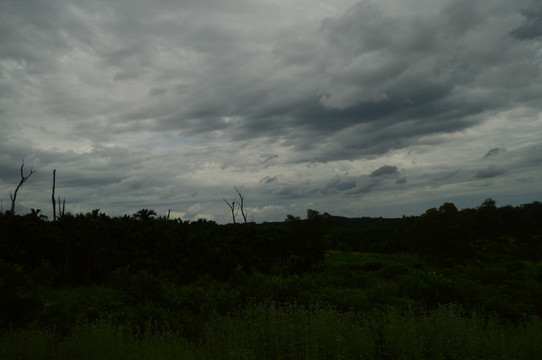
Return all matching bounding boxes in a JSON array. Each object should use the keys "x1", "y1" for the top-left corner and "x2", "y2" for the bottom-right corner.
[
  {"x1": 320, "y1": 175, "x2": 358, "y2": 194},
  {"x1": 370, "y1": 165, "x2": 399, "y2": 177},
  {"x1": 158, "y1": 187, "x2": 178, "y2": 201},
  {"x1": 1, "y1": 0, "x2": 541, "y2": 222},
  {"x1": 113, "y1": 175, "x2": 149, "y2": 192},
  {"x1": 442, "y1": 0, "x2": 485, "y2": 36},
  {"x1": 148, "y1": 87, "x2": 168, "y2": 97},
  {"x1": 435, "y1": 169, "x2": 461, "y2": 181},
  {"x1": 336, "y1": 179, "x2": 357, "y2": 191},
  {"x1": 185, "y1": 203, "x2": 203, "y2": 217},
  {"x1": 114, "y1": 71, "x2": 141, "y2": 82},
  {"x1": 273, "y1": 186, "x2": 296, "y2": 197},
  {"x1": 260, "y1": 155, "x2": 279, "y2": 167},
  {"x1": 345, "y1": 177, "x2": 380, "y2": 195},
  {"x1": 475, "y1": 165, "x2": 505, "y2": 179},
  {"x1": 96, "y1": 1, "x2": 542, "y2": 163},
  {"x1": 431, "y1": 169, "x2": 462, "y2": 187},
  {"x1": 485, "y1": 147, "x2": 506, "y2": 158},
  {"x1": 321, "y1": 177, "x2": 340, "y2": 195},
  {"x1": 259, "y1": 176, "x2": 278, "y2": 184},
  {"x1": 511, "y1": 7, "x2": 542, "y2": 39}
]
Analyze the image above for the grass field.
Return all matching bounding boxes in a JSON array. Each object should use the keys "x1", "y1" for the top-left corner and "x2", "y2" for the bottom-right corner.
[
  {"x1": 3, "y1": 251, "x2": 542, "y2": 359},
  {"x1": 2, "y1": 303, "x2": 541, "y2": 360}
]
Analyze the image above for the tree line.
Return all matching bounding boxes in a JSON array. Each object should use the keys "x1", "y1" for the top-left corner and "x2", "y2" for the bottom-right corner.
[
  {"x1": 321, "y1": 199, "x2": 542, "y2": 261},
  {"x1": 1, "y1": 198, "x2": 541, "y2": 287},
  {"x1": 0, "y1": 209, "x2": 326, "y2": 287}
]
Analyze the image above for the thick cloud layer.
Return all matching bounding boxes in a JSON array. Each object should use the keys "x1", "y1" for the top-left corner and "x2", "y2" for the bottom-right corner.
[{"x1": 1, "y1": 0, "x2": 541, "y2": 222}]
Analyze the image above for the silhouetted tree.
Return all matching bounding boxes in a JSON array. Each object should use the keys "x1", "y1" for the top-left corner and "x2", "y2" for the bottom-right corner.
[
  {"x1": 223, "y1": 198, "x2": 237, "y2": 224},
  {"x1": 52, "y1": 169, "x2": 57, "y2": 220},
  {"x1": 9, "y1": 161, "x2": 36, "y2": 215},
  {"x1": 307, "y1": 209, "x2": 321, "y2": 220},
  {"x1": 133, "y1": 209, "x2": 157, "y2": 220},
  {"x1": 234, "y1": 186, "x2": 248, "y2": 224}
]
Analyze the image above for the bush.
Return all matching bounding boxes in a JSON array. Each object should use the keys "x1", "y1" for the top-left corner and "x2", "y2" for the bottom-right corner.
[
  {"x1": 398, "y1": 271, "x2": 459, "y2": 307},
  {"x1": 0, "y1": 260, "x2": 41, "y2": 328}
]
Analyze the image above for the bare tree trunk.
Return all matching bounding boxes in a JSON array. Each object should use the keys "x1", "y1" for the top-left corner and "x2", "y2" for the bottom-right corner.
[
  {"x1": 58, "y1": 197, "x2": 65, "y2": 217},
  {"x1": 235, "y1": 186, "x2": 248, "y2": 224},
  {"x1": 9, "y1": 161, "x2": 36, "y2": 214},
  {"x1": 52, "y1": 169, "x2": 57, "y2": 221},
  {"x1": 223, "y1": 199, "x2": 237, "y2": 224}
]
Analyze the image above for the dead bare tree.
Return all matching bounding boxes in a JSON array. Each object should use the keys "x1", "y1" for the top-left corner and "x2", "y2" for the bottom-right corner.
[
  {"x1": 223, "y1": 186, "x2": 247, "y2": 224},
  {"x1": 52, "y1": 170, "x2": 66, "y2": 220},
  {"x1": 9, "y1": 161, "x2": 36, "y2": 214},
  {"x1": 58, "y1": 197, "x2": 65, "y2": 217},
  {"x1": 52, "y1": 169, "x2": 57, "y2": 220},
  {"x1": 234, "y1": 186, "x2": 248, "y2": 224},
  {"x1": 223, "y1": 198, "x2": 237, "y2": 224}
]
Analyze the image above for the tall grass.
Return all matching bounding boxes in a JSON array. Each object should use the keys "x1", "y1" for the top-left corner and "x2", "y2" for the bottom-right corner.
[
  {"x1": 203, "y1": 303, "x2": 542, "y2": 360},
  {"x1": 0, "y1": 321, "x2": 196, "y2": 360},
  {"x1": 2, "y1": 304, "x2": 541, "y2": 360}
]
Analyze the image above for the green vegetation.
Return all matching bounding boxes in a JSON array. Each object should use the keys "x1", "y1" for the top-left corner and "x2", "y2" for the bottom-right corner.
[
  {"x1": 3, "y1": 304, "x2": 542, "y2": 360},
  {"x1": 1, "y1": 200, "x2": 542, "y2": 358}
]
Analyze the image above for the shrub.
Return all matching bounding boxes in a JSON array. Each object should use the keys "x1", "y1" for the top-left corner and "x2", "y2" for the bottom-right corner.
[
  {"x1": 0, "y1": 260, "x2": 41, "y2": 328},
  {"x1": 398, "y1": 271, "x2": 459, "y2": 307}
]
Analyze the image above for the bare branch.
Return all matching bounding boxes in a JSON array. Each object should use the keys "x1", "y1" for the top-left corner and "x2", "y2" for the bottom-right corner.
[
  {"x1": 9, "y1": 161, "x2": 36, "y2": 214},
  {"x1": 223, "y1": 198, "x2": 237, "y2": 224},
  {"x1": 234, "y1": 186, "x2": 248, "y2": 224}
]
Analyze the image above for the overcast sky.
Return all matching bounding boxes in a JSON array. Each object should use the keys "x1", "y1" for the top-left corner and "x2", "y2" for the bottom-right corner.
[{"x1": 1, "y1": 0, "x2": 541, "y2": 223}]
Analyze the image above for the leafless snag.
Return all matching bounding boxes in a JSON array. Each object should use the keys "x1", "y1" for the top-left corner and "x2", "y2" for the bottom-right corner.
[
  {"x1": 58, "y1": 197, "x2": 65, "y2": 217},
  {"x1": 9, "y1": 161, "x2": 36, "y2": 214},
  {"x1": 223, "y1": 198, "x2": 237, "y2": 224},
  {"x1": 52, "y1": 170, "x2": 66, "y2": 219},
  {"x1": 52, "y1": 169, "x2": 57, "y2": 220},
  {"x1": 234, "y1": 186, "x2": 248, "y2": 224}
]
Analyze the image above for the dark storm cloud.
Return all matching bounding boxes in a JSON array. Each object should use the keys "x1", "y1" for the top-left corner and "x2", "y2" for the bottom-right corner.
[
  {"x1": 484, "y1": 147, "x2": 506, "y2": 158},
  {"x1": 511, "y1": 7, "x2": 542, "y2": 39},
  {"x1": 178, "y1": 0, "x2": 542, "y2": 164},
  {"x1": 1, "y1": 0, "x2": 541, "y2": 221},
  {"x1": 0, "y1": 1, "x2": 67, "y2": 66},
  {"x1": 273, "y1": 185, "x2": 297, "y2": 197},
  {"x1": 436, "y1": 170, "x2": 462, "y2": 181},
  {"x1": 320, "y1": 175, "x2": 357, "y2": 194},
  {"x1": 475, "y1": 165, "x2": 505, "y2": 179},
  {"x1": 100, "y1": 2, "x2": 542, "y2": 163},
  {"x1": 259, "y1": 176, "x2": 278, "y2": 184},
  {"x1": 430, "y1": 169, "x2": 463, "y2": 188},
  {"x1": 260, "y1": 155, "x2": 279, "y2": 167},
  {"x1": 370, "y1": 165, "x2": 399, "y2": 177},
  {"x1": 345, "y1": 177, "x2": 380, "y2": 195},
  {"x1": 336, "y1": 179, "x2": 358, "y2": 191},
  {"x1": 3, "y1": 0, "x2": 541, "y2": 150}
]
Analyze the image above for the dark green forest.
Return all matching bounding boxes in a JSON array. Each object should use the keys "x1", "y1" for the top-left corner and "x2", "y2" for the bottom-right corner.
[{"x1": 1, "y1": 199, "x2": 542, "y2": 358}]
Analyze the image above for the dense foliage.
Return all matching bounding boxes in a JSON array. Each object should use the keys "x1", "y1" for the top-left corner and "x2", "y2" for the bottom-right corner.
[
  {"x1": 0, "y1": 209, "x2": 326, "y2": 287},
  {"x1": 324, "y1": 200, "x2": 542, "y2": 261},
  {"x1": 1, "y1": 199, "x2": 542, "y2": 357}
]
